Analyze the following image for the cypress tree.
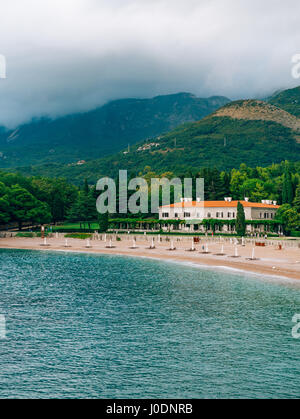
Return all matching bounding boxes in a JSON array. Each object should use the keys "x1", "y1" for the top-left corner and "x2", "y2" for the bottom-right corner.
[
  {"x1": 236, "y1": 201, "x2": 246, "y2": 237},
  {"x1": 293, "y1": 184, "x2": 300, "y2": 213},
  {"x1": 84, "y1": 178, "x2": 89, "y2": 196},
  {"x1": 98, "y1": 212, "x2": 109, "y2": 232},
  {"x1": 282, "y1": 165, "x2": 294, "y2": 204}
]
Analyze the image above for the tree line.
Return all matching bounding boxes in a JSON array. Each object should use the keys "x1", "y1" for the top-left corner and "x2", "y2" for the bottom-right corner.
[{"x1": 0, "y1": 159, "x2": 299, "y2": 234}]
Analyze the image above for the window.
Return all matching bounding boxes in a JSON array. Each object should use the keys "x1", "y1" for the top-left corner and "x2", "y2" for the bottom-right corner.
[
  {"x1": 174, "y1": 213, "x2": 179, "y2": 218},
  {"x1": 216, "y1": 212, "x2": 219, "y2": 218},
  {"x1": 227, "y1": 212, "x2": 231, "y2": 218},
  {"x1": 207, "y1": 212, "x2": 211, "y2": 218},
  {"x1": 184, "y1": 212, "x2": 191, "y2": 218},
  {"x1": 162, "y1": 213, "x2": 169, "y2": 218},
  {"x1": 232, "y1": 212, "x2": 235, "y2": 218}
]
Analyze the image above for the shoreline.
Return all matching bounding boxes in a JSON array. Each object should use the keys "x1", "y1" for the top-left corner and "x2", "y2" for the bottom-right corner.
[{"x1": 0, "y1": 237, "x2": 299, "y2": 281}]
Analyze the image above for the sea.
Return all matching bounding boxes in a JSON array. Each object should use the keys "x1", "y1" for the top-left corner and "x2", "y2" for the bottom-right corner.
[{"x1": 0, "y1": 249, "x2": 299, "y2": 399}]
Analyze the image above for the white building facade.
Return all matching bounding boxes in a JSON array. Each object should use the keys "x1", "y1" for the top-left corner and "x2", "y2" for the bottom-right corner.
[{"x1": 159, "y1": 198, "x2": 280, "y2": 234}]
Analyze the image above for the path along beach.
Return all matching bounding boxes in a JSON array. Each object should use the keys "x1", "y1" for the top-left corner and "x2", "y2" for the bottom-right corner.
[{"x1": 0, "y1": 235, "x2": 299, "y2": 281}]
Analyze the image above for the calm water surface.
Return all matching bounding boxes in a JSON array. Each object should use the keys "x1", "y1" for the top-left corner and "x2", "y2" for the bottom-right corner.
[{"x1": 0, "y1": 249, "x2": 299, "y2": 399}]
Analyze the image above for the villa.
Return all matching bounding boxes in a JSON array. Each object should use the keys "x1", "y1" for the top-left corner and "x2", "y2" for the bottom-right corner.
[{"x1": 158, "y1": 198, "x2": 281, "y2": 234}]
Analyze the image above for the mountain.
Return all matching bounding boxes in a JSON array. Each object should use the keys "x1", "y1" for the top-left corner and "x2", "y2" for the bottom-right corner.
[
  {"x1": 16, "y1": 97, "x2": 300, "y2": 183},
  {"x1": 214, "y1": 99, "x2": 300, "y2": 131},
  {"x1": 0, "y1": 93, "x2": 230, "y2": 168},
  {"x1": 268, "y1": 86, "x2": 300, "y2": 117}
]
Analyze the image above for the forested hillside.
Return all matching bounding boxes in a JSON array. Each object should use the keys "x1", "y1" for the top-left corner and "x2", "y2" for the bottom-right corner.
[{"x1": 0, "y1": 93, "x2": 229, "y2": 168}]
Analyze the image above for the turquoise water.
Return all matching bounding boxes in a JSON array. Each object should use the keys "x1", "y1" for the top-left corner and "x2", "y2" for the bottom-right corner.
[{"x1": 0, "y1": 249, "x2": 299, "y2": 399}]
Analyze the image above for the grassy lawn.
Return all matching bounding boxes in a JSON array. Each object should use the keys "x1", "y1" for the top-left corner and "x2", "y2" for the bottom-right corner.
[{"x1": 53, "y1": 222, "x2": 100, "y2": 231}]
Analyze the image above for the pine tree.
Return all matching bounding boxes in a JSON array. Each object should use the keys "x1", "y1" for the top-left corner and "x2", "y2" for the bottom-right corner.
[
  {"x1": 236, "y1": 201, "x2": 246, "y2": 237},
  {"x1": 282, "y1": 165, "x2": 294, "y2": 204}
]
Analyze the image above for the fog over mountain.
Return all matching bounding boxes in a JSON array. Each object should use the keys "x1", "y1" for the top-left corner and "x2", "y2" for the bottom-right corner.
[{"x1": 0, "y1": 0, "x2": 300, "y2": 127}]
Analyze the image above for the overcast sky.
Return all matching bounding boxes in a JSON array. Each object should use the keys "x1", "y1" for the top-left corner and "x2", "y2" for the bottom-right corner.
[{"x1": 0, "y1": 0, "x2": 300, "y2": 128}]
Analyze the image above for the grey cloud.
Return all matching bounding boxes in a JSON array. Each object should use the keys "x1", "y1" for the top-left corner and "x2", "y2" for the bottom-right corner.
[{"x1": 0, "y1": 0, "x2": 300, "y2": 127}]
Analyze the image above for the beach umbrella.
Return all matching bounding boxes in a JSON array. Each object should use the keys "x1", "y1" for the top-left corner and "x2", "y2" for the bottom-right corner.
[
  {"x1": 252, "y1": 247, "x2": 255, "y2": 260},
  {"x1": 221, "y1": 245, "x2": 224, "y2": 254},
  {"x1": 44, "y1": 237, "x2": 47, "y2": 246},
  {"x1": 65, "y1": 239, "x2": 68, "y2": 247},
  {"x1": 235, "y1": 246, "x2": 239, "y2": 257},
  {"x1": 151, "y1": 238, "x2": 155, "y2": 248}
]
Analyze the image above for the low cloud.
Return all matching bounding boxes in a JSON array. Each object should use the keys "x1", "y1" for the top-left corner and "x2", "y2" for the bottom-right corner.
[{"x1": 0, "y1": 0, "x2": 300, "y2": 127}]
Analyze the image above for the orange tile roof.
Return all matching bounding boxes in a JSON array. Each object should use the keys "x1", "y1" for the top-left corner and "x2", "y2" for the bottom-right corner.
[{"x1": 161, "y1": 200, "x2": 280, "y2": 209}]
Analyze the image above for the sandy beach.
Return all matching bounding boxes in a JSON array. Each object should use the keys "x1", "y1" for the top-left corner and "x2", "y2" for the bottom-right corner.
[{"x1": 0, "y1": 235, "x2": 299, "y2": 281}]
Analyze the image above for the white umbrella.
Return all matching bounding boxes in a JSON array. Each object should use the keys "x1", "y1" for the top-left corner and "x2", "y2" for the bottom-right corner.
[{"x1": 235, "y1": 246, "x2": 239, "y2": 257}]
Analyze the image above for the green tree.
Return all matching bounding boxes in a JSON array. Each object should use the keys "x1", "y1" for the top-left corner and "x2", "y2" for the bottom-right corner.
[
  {"x1": 98, "y1": 212, "x2": 109, "y2": 232},
  {"x1": 28, "y1": 202, "x2": 51, "y2": 226},
  {"x1": 85, "y1": 189, "x2": 98, "y2": 229},
  {"x1": 7, "y1": 185, "x2": 50, "y2": 230},
  {"x1": 67, "y1": 192, "x2": 87, "y2": 225},
  {"x1": 282, "y1": 164, "x2": 294, "y2": 204},
  {"x1": 276, "y1": 204, "x2": 300, "y2": 234},
  {"x1": 293, "y1": 184, "x2": 300, "y2": 213},
  {"x1": 84, "y1": 178, "x2": 89, "y2": 195},
  {"x1": 67, "y1": 189, "x2": 97, "y2": 229},
  {"x1": 236, "y1": 201, "x2": 246, "y2": 236},
  {"x1": 230, "y1": 169, "x2": 248, "y2": 199},
  {"x1": 0, "y1": 196, "x2": 10, "y2": 225}
]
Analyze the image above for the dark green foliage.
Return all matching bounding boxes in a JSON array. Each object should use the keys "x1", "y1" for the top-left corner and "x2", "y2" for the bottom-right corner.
[
  {"x1": 0, "y1": 171, "x2": 77, "y2": 228},
  {"x1": 98, "y1": 212, "x2": 109, "y2": 232},
  {"x1": 236, "y1": 202, "x2": 246, "y2": 237},
  {"x1": 293, "y1": 185, "x2": 300, "y2": 213},
  {"x1": 282, "y1": 163, "x2": 294, "y2": 204},
  {"x1": 276, "y1": 204, "x2": 300, "y2": 234},
  {"x1": 268, "y1": 86, "x2": 300, "y2": 116},
  {"x1": 0, "y1": 93, "x2": 229, "y2": 168},
  {"x1": 84, "y1": 179, "x2": 89, "y2": 195},
  {"x1": 6, "y1": 185, "x2": 51, "y2": 229},
  {"x1": 17, "y1": 117, "x2": 300, "y2": 184}
]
